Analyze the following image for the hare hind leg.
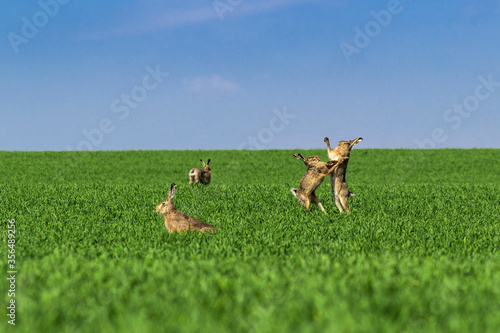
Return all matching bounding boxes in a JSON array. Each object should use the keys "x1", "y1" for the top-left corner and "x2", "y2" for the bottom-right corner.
[
  {"x1": 190, "y1": 174, "x2": 201, "y2": 184},
  {"x1": 292, "y1": 189, "x2": 311, "y2": 212},
  {"x1": 311, "y1": 191, "x2": 327, "y2": 215},
  {"x1": 334, "y1": 195, "x2": 344, "y2": 213},
  {"x1": 189, "y1": 169, "x2": 197, "y2": 185},
  {"x1": 302, "y1": 196, "x2": 311, "y2": 212},
  {"x1": 338, "y1": 182, "x2": 351, "y2": 214},
  {"x1": 330, "y1": 175, "x2": 344, "y2": 213}
]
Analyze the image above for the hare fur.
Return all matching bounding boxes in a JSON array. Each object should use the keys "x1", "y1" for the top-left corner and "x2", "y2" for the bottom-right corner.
[
  {"x1": 291, "y1": 153, "x2": 347, "y2": 214},
  {"x1": 324, "y1": 137, "x2": 363, "y2": 213},
  {"x1": 189, "y1": 159, "x2": 211, "y2": 185},
  {"x1": 156, "y1": 183, "x2": 217, "y2": 233}
]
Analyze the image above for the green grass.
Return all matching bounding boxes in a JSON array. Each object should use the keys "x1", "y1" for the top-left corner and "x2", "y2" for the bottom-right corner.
[{"x1": 1, "y1": 149, "x2": 500, "y2": 332}]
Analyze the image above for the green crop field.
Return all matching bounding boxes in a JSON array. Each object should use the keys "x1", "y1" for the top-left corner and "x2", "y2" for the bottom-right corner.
[{"x1": 1, "y1": 149, "x2": 500, "y2": 333}]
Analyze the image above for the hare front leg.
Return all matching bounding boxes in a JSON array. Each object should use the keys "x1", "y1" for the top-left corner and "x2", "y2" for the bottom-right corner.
[{"x1": 326, "y1": 158, "x2": 347, "y2": 175}]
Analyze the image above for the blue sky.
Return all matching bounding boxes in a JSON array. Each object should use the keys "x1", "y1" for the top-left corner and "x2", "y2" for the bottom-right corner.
[{"x1": 1, "y1": 0, "x2": 499, "y2": 151}]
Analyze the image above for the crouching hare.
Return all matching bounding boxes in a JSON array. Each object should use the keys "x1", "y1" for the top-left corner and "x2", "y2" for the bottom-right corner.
[
  {"x1": 291, "y1": 153, "x2": 347, "y2": 214},
  {"x1": 324, "y1": 137, "x2": 363, "y2": 213},
  {"x1": 189, "y1": 159, "x2": 211, "y2": 185},
  {"x1": 156, "y1": 183, "x2": 217, "y2": 233}
]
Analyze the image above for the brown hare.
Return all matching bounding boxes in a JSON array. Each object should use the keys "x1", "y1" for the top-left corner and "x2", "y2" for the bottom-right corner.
[
  {"x1": 324, "y1": 137, "x2": 363, "y2": 213},
  {"x1": 291, "y1": 153, "x2": 347, "y2": 214},
  {"x1": 155, "y1": 183, "x2": 217, "y2": 233},
  {"x1": 189, "y1": 159, "x2": 211, "y2": 185}
]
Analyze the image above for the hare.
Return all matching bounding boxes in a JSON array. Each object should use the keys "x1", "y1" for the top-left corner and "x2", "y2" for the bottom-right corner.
[
  {"x1": 291, "y1": 153, "x2": 347, "y2": 214},
  {"x1": 155, "y1": 183, "x2": 217, "y2": 233},
  {"x1": 324, "y1": 137, "x2": 363, "y2": 213},
  {"x1": 189, "y1": 159, "x2": 211, "y2": 185}
]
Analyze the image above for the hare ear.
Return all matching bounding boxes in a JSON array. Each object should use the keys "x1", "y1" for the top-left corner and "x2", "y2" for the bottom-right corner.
[
  {"x1": 324, "y1": 137, "x2": 331, "y2": 148},
  {"x1": 207, "y1": 159, "x2": 211, "y2": 166},
  {"x1": 200, "y1": 159, "x2": 205, "y2": 167},
  {"x1": 349, "y1": 137, "x2": 363, "y2": 148},
  {"x1": 169, "y1": 183, "x2": 177, "y2": 198}
]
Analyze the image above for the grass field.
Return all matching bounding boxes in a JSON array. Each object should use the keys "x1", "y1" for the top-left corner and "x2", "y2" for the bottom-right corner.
[{"x1": 1, "y1": 149, "x2": 500, "y2": 332}]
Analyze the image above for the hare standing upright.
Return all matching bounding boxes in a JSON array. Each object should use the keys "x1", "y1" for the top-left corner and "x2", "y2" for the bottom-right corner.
[
  {"x1": 155, "y1": 183, "x2": 217, "y2": 233},
  {"x1": 189, "y1": 159, "x2": 211, "y2": 185},
  {"x1": 291, "y1": 153, "x2": 347, "y2": 214},
  {"x1": 324, "y1": 137, "x2": 363, "y2": 213}
]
